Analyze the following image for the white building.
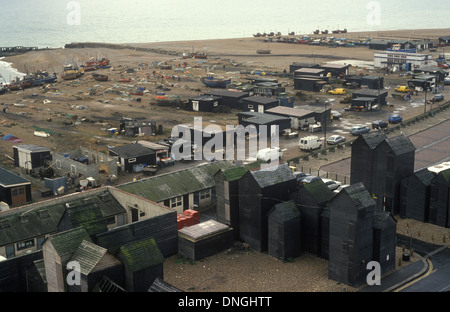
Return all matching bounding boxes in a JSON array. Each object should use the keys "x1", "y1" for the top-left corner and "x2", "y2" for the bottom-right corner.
[{"x1": 374, "y1": 51, "x2": 437, "y2": 70}]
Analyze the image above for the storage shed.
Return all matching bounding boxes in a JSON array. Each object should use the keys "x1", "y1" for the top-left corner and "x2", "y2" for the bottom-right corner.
[
  {"x1": 108, "y1": 143, "x2": 156, "y2": 173},
  {"x1": 237, "y1": 111, "x2": 291, "y2": 134},
  {"x1": 267, "y1": 200, "x2": 301, "y2": 260},
  {"x1": 428, "y1": 168, "x2": 450, "y2": 228},
  {"x1": 438, "y1": 36, "x2": 450, "y2": 46},
  {"x1": 238, "y1": 164, "x2": 297, "y2": 251},
  {"x1": 289, "y1": 62, "x2": 319, "y2": 73},
  {"x1": 119, "y1": 117, "x2": 157, "y2": 137},
  {"x1": 13, "y1": 144, "x2": 52, "y2": 172},
  {"x1": 352, "y1": 89, "x2": 389, "y2": 106},
  {"x1": 177, "y1": 220, "x2": 234, "y2": 261},
  {"x1": 319, "y1": 63, "x2": 351, "y2": 77},
  {"x1": 400, "y1": 168, "x2": 435, "y2": 221},
  {"x1": 328, "y1": 183, "x2": 376, "y2": 288},
  {"x1": 203, "y1": 90, "x2": 249, "y2": 109},
  {"x1": 294, "y1": 68, "x2": 326, "y2": 77},
  {"x1": 188, "y1": 95, "x2": 222, "y2": 112},
  {"x1": 241, "y1": 95, "x2": 279, "y2": 113},
  {"x1": 291, "y1": 179, "x2": 334, "y2": 256},
  {"x1": 0, "y1": 167, "x2": 32, "y2": 206},
  {"x1": 265, "y1": 106, "x2": 316, "y2": 130},
  {"x1": 293, "y1": 77, "x2": 328, "y2": 92}
]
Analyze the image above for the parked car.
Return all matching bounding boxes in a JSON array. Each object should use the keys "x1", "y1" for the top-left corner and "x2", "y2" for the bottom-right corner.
[
  {"x1": 256, "y1": 147, "x2": 283, "y2": 163},
  {"x1": 321, "y1": 178, "x2": 342, "y2": 191},
  {"x1": 299, "y1": 136, "x2": 323, "y2": 151},
  {"x1": 327, "y1": 135, "x2": 346, "y2": 145},
  {"x1": 331, "y1": 110, "x2": 342, "y2": 119},
  {"x1": 372, "y1": 120, "x2": 388, "y2": 129},
  {"x1": 328, "y1": 88, "x2": 346, "y2": 95},
  {"x1": 388, "y1": 114, "x2": 402, "y2": 124},
  {"x1": 395, "y1": 85, "x2": 410, "y2": 93},
  {"x1": 433, "y1": 94, "x2": 444, "y2": 102},
  {"x1": 444, "y1": 78, "x2": 450, "y2": 85},
  {"x1": 299, "y1": 175, "x2": 321, "y2": 185},
  {"x1": 350, "y1": 125, "x2": 370, "y2": 136}
]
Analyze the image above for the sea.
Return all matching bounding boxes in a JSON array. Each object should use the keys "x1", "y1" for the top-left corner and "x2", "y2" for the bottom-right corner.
[{"x1": 1, "y1": 0, "x2": 449, "y2": 82}]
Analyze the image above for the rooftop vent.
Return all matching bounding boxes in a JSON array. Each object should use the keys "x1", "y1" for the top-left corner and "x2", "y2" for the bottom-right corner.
[
  {"x1": 38, "y1": 209, "x2": 49, "y2": 219},
  {"x1": 20, "y1": 215, "x2": 29, "y2": 222}
]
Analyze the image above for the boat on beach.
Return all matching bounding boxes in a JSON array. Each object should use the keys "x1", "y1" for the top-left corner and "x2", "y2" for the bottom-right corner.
[
  {"x1": 62, "y1": 64, "x2": 84, "y2": 80},
  {"x1": 256, "y1": 48, "x2": 271, "y2": 54},
  {"x1": 92, "y1": 73, "x2": 108, "y2": 81},
  {"x1": 200, "y1": 74, "x2": 231, "y2": 88}
]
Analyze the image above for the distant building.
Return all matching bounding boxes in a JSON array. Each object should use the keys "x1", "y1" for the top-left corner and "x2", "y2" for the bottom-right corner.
[
  {"x1": 241, "y1": 95, "x2": 279, "y2": 113},
  {"x1": 119, "y1": 117, "x2": 157, "y2": 137},
  {"x1": 438, "y1": 36, "x2": 450, "y2": 46},
  {"x1": 108, "y1": 142, "x2": 157, "y2": 173},
  {"x1": 374, "y1": 51, "x2": 437, "y2": 70}
]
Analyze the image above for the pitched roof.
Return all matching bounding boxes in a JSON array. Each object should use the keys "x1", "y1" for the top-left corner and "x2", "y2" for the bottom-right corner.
[
  {"x1": 385, "y1": 134, "x2": 416, "y2": 155},
  {"x1": 302, "y1": 179, "x2": 334, "y2": 204},
  {"x1": 413, "y1": 168, "x2": 435, "y2": 186},
  {"x1": 373, "y1": 209, "x2": 396, "y2": 230},
  {"x1": 70, "y1": 240, "x2": 108, "y2": 275},
  {"x1": 357, "y1": 132, "x2": 387, "y2": 149},
  {"x1": 46, "y1": 227, "x2": 92, "y2": 257},
  {"x1": 118, "y1": 161, "x2": 234, "y2": 202},
  {"x1": 65, "y1": 201, "x2": 109, "y2": 236},
  {"x1": 250, "y1": 163, "x2": 296, "y2": 188},
  {"x1": 148, "y1": 277, "x2": 183, "y2": 292},
  {"x1": 12, "y1": 144, "x2": 50, "y2": 153},
  {"x1": 217, "y1": 161, "x2": 261, "y2": 181},
  {"x1": 341, "y1": 182, "x2": 376, "y2": 209},
  {"x1": 0, "y1": 167, "x2": 31, "y2": 187},
  {"x1": 118, "y1": 237, "x2": 164, "y2": 272},
  {"x1": 268, "y1": 200, "x2": 300, "y2": 221}
]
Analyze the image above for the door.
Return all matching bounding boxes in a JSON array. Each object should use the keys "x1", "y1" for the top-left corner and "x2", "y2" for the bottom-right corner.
[
  {"x1": 258, "y1": 105, "x2": 264, "y2": 113},
  {"x1": 5, "y1": 245, "x2": 15, "y2": 258},
  {"x1": 131, "y1": 208, "x2": 139, "y2": 222},
  {"x1": 11, "y1": 186, "x2": 27, "y2": 206},
  {"x1": 192, "y1": 101, "x2": 199, "y2": 112}
]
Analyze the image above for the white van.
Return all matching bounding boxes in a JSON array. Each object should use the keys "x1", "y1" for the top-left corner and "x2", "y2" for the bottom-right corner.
[
  {"x1": 256, "y1": 147, "x2": 283, "y2": 162},
  {"x1": 299, "y1": 136, "x2": 322, "y2": 151}
]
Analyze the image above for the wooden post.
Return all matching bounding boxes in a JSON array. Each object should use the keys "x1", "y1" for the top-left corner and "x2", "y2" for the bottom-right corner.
[
  {"x1": 402, "y1": 245, "x2": 405, "y2": 252},
  {"x1": 410, "y1": 248, "x2": 414, "y2": 257}
]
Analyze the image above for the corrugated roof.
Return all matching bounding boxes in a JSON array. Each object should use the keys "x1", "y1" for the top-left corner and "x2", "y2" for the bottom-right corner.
[
  {"x1": 118, "y1": 161, "x2": 234, "y2": 202},
  {"x1": 70, "y1": 240, "x2": 107, "y2": 275},
  {"x1": 0, "y1": 167, "x2": 31, "y2": 187},
  {"x1": 148, "y1": 277, "x2": 183, "y2": 292},
  {"x1": 118, "y1": 237, "x2": 164, "y2": 272},
  {"x1": 250, "y1": 163, "x2": 296, "y2": 188}
]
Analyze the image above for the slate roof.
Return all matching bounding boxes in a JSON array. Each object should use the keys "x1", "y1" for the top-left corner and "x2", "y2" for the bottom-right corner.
[
  {"x1": 385, "y1": 134, "x2": 416, "y2": 155},
  {"x1": 65, "y1": 201, "x2": 109, "y2": 236},
  {"x1": 118, "y1": 237, "x2": 164, "y2": 272},
  {"x1": 302, "y1": 180, "x2": 334, "y2": 205},
  {"x1": 0, "y1": 167, "x2": 31, "y2": 187},
  {"x1": 70, "y1": 240, "x2": 108, "y2": 275},
  {"x1": 413, "y1": 168, "x2": 435, "y2": 186},
  {"x1": 118, "y1": 161, "x2": 234, "y2": 202},
  {"x1": 95, "y1": 227, "x2": 135, "y2": 255},
  {"x1": 341, "y1": 182, "x2": 376, "y2": 209},
  {"x1": 357, "y1": 132, "x2": 387, "y2": 149},
  {"x1": 46, "y1": 227, "x2": 92, "y2": 258},
  {"x1": 109, "y1": 143, "x2": 155, "y2": 158},
  {"x1": 250, "y1": 163, "x2": 296, "y2": 188},
  {"x1": 268, "y1": 200, "x2": 300, "y2": 222},
  {"x1": 373, "y1": 209, "x2": 397, "y2": 230}
]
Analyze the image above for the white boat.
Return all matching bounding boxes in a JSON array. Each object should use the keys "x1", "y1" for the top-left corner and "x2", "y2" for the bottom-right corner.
[{"x1": 34, "y1": 131, "x2": 50, "y2": 138}]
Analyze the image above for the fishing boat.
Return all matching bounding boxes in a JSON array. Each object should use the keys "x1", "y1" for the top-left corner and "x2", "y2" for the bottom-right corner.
[
  {"x1": 256, "y1": 48, "x2": 271, "y2": 54},
  {"x1": 321, "y1": 30, "x2": 329, "y2": 34},
  {"x1": 193, "y1": 51, "x2": 207, "y2": 59},
  {"x1": 253, "y1": 32, "x2": 262, "y2": 37},
  {"x1": 200, "y1": 74, "x2": 231, "y2": 88},
  {"x1": 118, "y1": 78, "x2": 131, "y2": 82},
  {"x1": 37, "y1": 71, "x2": 57, "y2": 83},
  {"x1": 313, "y1": 29, "x2": 320, "y2": 34},
  {"x1": 62, "y1": 64, "x2": 84, "y2": 80},
  {"x1": 92, "y1": 73, "x2": 108, "y2": 81}
]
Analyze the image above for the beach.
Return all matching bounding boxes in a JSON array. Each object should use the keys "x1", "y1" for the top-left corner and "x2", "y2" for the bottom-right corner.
[{"x1": 1, "y1": 28, "x2": 449, "y2": 292}]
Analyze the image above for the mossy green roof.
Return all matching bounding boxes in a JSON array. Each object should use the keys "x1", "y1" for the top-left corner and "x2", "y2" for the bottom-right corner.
[
  {"x1": 303, "y1": 180, "x2": 334, "y2": 204},
  {"x1": 220, "y1": 161, "x2": 262, "y2": 181},
  {"x1": 46, "y1": 227, "x2": 92, "y2": 257},
  {"x1": 118, "y1": 237, "x2": 164, "y2": 272},
  {"x1": 66, "y1": 201, "x2": 108, "y2": 236},
  {"x1": 118, "y1": 161, "x2": 234, "y2": 202}
]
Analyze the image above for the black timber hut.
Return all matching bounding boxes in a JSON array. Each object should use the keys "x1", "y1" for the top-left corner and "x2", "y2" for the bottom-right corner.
[
  {"x1": 350, "y1": 133, "x2": 416, "y2": 215},
  {"x1": 369, "y1": 39, "x2": 394, "y2": 50},
  {"x1": 438, "y1": 36, "x2": 450, "y2": 46},
  {"x1": 289, "y1": 62, "x2": 319, "y2": 73},
  {"x1": 13, "y1": 144, "x2": 52, "y2": 172},
  {"x1": 108, "y1": 143, "x2": 156, "y2": 173},
  {"x1": 203, "y1": 90, "x2": 249, "y2": 109},
  {"x1": 372, "y1": 209, "x2": 397, "y2": 276},
  {"x1": 400, "y1": 168, "x2": 435, "y2": 222},
  {"x1": 238, "y1": 164, "x2": 297, "y2": 251},
  {"x1": 267, "y1": 200, "x2": 301, "y2": 260},
  {"x1": 213, "y1": 162, "x2": 262, "y2": 239},
  {"x1": 0, "y1": 167, "x2": 32, "y2": 206},
  {"x1": 291, "y1": 179, "x2": 334, "y2": 256},
  {"x1": 328, "y1": 183, "x2": 376, "y2": 288},
  {"x1": 241, "y1": 95, "x2": 279, "y2": 113},
  {"x1": 343, "y1": 75, "x2": 384, "y2": 89},
  {"x1": 319, "y1": 63, "x2": 351, "y2": 77},
  {"x1": 428, "y1": 168, "x2": 450, "y2": 228},
  {"x1": 237, "y1": 111, "x2": 291, "y2": 134},
  {"x1": 188, "y1": 95, "x2": 222, "y2": 112},
  {"x1": 352, "y1": 89, "x2": 389, "y2": 106}
]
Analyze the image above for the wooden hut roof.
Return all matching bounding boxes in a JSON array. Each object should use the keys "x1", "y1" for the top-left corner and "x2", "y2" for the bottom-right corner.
[
  {"x1": 0, "y1": 167, "x2": 31, "y2": 187},
  {"x1": 46, "y1": 227, "x2": 92, "y2": 257},
  {"x1": 373, "y1": 209, "x2": 397, "y2": 230},
  {"x1": 268, "y1": 200, "x2": 300, "y2": 221},
  {"x1": 341, "y1": 183, "x2": 376, "y2": 209},
  {"x1": 118, "y1": 237, "x2": 164, "y2": 272},
  {"x1": 302, "y1": 180, "x2": 335, "y2": 205},
  {"x1": 250, "y1": 164, "x2": 296, "y2": 188},
  {"x1": 70, "y1": 240, "x2": 108, "y2": 275},
  {"x1": 385, "y1": 134, "x2": 416, "y2": 155},
  {"x1": 357, "y1": 132, "x2": 387, "y2": 149}
]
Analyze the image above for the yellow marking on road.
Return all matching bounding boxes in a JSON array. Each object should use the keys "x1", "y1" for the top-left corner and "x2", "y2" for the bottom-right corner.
[{"x1": 393, "y1": 258, "x2": 434, "y2": 292}]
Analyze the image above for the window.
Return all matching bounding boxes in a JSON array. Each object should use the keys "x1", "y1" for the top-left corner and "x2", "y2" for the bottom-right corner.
[
  {"x1": 11, "y1": 189, "x2": 18, "y2": 196},
  {"x1": 139, "y1": 211, "x2": 146, "y2": 217},
  {"x1": 200, "y1": 189, "x2": 211, "y2": 200},
  {"x1": 37, "y1": 237, "x2": 45, "y2": 250},
  {"x1": 106, "y1": 216, "x2": 116, "y2": 225},
  {"x1": 117, "y1": 214, "x2": 125, "y2": 226},
  {"x1": 170, "y1": 196, "x2": 182, "y2": 208},
  {"x1": 19, "y1": 188, "x2": 24, "y2": 195},
  {"x1": 17, "y1": 239, "x2": 35, "y2": 251}
]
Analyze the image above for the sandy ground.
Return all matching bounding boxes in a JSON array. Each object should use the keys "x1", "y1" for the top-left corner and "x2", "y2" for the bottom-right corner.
[{"x1": 1, "y1": 28, "x2": 449, "y2": 292}]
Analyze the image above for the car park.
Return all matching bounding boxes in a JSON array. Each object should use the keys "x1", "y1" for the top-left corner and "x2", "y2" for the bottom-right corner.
[
  {"x1": 433, "y1": 94, "x2": 444, "y2": 102},
  {"x1": 388, "y1": 114, "x2": 402, "y2": 124},
  {"x1": 350, "y1": 125, "x2": 370, "y2": 136},
  {"x1": 372, "y1": 120, "x2": 388, "y2": 129},
  {"x1": 327, "y1": 135, "x2": 346, "y2": 145},
  {"x1": 321, "y1": 178, "x2": 342, "y2": 191},
  {"x1": 395, "y1": 85, "x2": 410, "y2": 93}
]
